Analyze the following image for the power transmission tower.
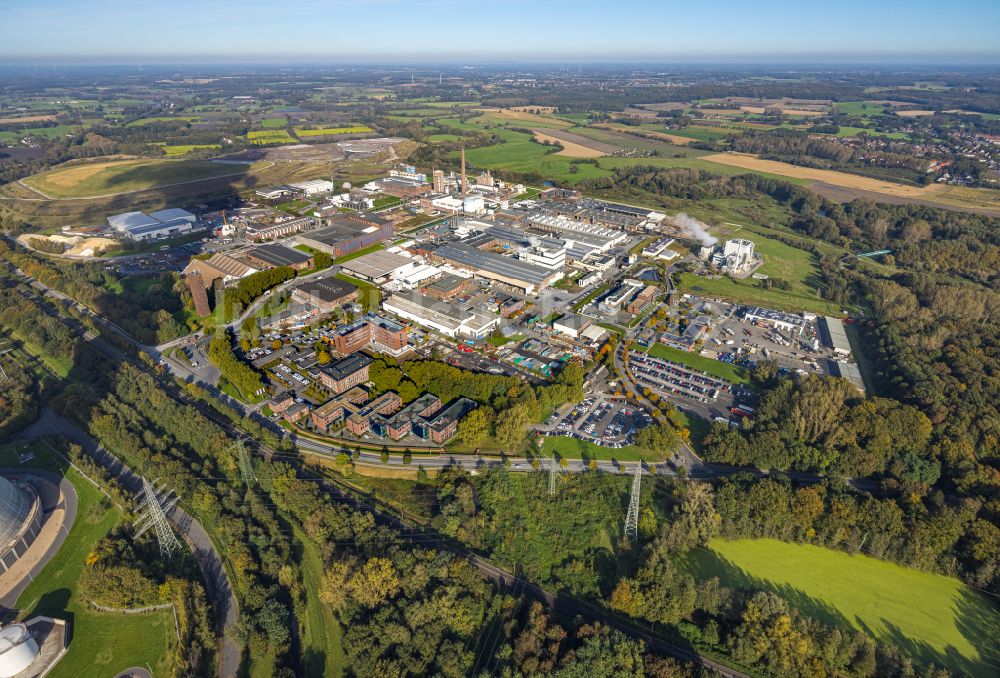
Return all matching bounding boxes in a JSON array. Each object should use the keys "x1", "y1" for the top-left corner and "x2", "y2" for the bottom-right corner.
[
  {"x1": 548, "y1": 455, "x2": 558, "y2": 496},
  {"x1": 0, "y1": 343, "x2": 12, "y2": 382},
  {"x1": 133, "y1": 477, "x2": 182, "y2": 559},
  {"x1": 623, "y1": 463, "x2": 642, "y2": 541},
  {"x1": 235, "y1": 439, "x2": 256, "y2": 488}
]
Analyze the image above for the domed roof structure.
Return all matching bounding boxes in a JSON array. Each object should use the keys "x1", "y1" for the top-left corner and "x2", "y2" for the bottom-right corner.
[
  {"x1": 0, "y1": 477, "x2": 31, "y2": 552},
  {"x1": 0, "y1": 623, "x2": 39, "y2": 677}
]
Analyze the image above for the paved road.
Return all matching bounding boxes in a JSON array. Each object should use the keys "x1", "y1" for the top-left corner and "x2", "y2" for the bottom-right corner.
[{"x1": 25, "y1": 409, "x2": 241, "y2": 678}]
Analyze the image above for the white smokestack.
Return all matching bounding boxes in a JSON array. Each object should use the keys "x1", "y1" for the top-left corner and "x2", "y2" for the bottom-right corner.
[{"x1": 673, "y1": 213, "x2": 717, "y2": 247}]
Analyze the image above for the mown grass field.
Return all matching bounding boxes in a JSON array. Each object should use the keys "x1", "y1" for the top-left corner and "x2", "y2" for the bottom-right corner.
[
  {"x1": 644, "y1": 343, "x2": 748, "y2": 384},
  {"x1": 5, "y1": 442, "x2": 175, "y2": 678},
  {"x1": 125, "y1": 115, "x2": 199, "y2": 127},
  {"x1": 687, "y1": 538, "x2": 1000, "y2": 677},
  {"x1": 21, "y1": 158, "x2": 249, "y2": 198},
  {"x1": 260, "y1": 117, "x2": 288, "y2": 128}
]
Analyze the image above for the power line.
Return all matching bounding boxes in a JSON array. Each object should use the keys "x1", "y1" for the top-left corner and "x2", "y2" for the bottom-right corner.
[{"x1": 234, "y1": 439, "x2": 256, "y2": 488}]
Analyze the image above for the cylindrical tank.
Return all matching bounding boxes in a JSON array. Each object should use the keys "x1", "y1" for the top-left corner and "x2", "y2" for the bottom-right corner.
[
  {"x1": 0, "y1": 624, "x2": 38, "y2": 677},
  {"x1": 0, "y1": 477, "x2": 31, "y2": 552}
]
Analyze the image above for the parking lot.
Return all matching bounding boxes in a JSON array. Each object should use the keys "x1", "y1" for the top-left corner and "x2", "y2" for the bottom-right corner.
[{"x1": 544, "y1": 395, "x2": 653, "y2": 448}]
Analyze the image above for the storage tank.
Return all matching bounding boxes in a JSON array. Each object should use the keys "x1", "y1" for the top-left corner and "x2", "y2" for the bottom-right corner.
[
  {"x1": 0, "y1": 624, "x2": 38, "y2": 677},
  {"x1": 0, "y1": 476, "x2": 31, "y2": 553}
]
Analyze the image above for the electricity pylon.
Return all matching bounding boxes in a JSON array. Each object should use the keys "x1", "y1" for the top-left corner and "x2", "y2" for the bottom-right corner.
[
  {"x1": 133, "y1": 477, "x2": 182, "y2": 559},
  {"x1": 0, "y1": 344, "x2": 12, "y2": 382},
  {"x1": 235, "y1": 439, "x2": 256, "y2": 488},
  {"x1": 548, "y1": 455, "x2": 559, "y2": 496},
  {"x1": 623, "y1": 463, "x2": 642, "y2": 541}
]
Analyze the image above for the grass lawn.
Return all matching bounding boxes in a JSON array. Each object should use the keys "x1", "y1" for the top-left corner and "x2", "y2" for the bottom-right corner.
[
  {"x1": 22, "y1": 158, "x2": 247, "y2": 198},
  {"x1": 335, "y1": 273, "x2": 380, "y2": 311},
  {"x1": 372, "y1": 195, "x2": 403, "y2": 210},
  {"x1": 427, "y1": 133, "x2": 461, "y2": 142},
  {"x1": 277, "y1": 199, "x2": 312, "y2": 214},
  {"x1": 686, "y1": 538, "x2": 1000, "y2": 677},
  {"x1": 677, "y1": 272, "x2": 840, "y2": 314},
  {"x1": 292, "y1": 524, "x2": 344, "y2": 677},
  {"x1": 540, "y1": 435, "x2": 663, "y2": 462},
  {"x1": 644, "y1": 343, "x2": 748, "y2": 384},
  {"x1": 8, "y1": 443, "x2": 175, "y2": 678},
  {"x1": 260, "y1": 118, "x2": 288, "y2": 129}
]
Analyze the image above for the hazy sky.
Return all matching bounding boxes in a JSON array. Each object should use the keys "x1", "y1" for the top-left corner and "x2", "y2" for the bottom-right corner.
[{"x1": 2, "y1": 0, "x2": 998, "y2": 62}]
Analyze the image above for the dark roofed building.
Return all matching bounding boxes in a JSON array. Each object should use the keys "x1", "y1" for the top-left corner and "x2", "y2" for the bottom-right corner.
[
  {"x1": 319, "y1": 353, "x2": 373, "y2": 394},
  {"x1": 246, "y1": 244, "x2": 314, "y2": 271},
  {"x1": 297, "y1": 213, "x2": 392, "y2": 257},
  {"x1": 291, "y1": 276, "x2": 358, "y2": 312}
]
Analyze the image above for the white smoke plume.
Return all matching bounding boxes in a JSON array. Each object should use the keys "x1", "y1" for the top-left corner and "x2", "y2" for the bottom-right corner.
[{"x1": 672, "y1": 213, "x2": 717, "y2": 247}]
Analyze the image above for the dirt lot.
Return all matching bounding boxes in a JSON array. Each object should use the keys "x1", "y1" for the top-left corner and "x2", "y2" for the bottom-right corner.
[
  {"x1": 739, "y1": 106, "x2": 826, "y2": 116},
  {"x1": 532, "y1": 129, "x2": 615, "y2": 157},
  {"x1": 18, "y1": 233, "x2": 121, "y2": 257},
  {"x1": 473, "y1": 107, "x2": 573, "y2": 127},
  {"x1": 895, "y1": 110, "x2": 936, "y2": 117}
]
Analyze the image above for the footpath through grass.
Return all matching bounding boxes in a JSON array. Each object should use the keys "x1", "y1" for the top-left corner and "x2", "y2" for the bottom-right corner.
[
  {"x1": 8, "y1": 443, "x2": 174, "y2": 677},
  {"x1": 687, "y1": 538, "x2": 1000, "y2": 677}
]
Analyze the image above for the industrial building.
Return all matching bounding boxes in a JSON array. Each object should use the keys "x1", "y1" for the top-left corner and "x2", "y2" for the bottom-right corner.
[
  {"x1": 246, "y1": 244, "x2": 314, "y2": 271},
  {"x1": 107, "y1": 208, "x2": 200, "y2": 242},
  {"x1": 430, "y1": 242, "x2": 560, "y2": 295},
  {"x1": 820, "y1": 316, "x2": 852, "y2": 355},
  {"x1": 744, "y1": 306, "x2": 808, "y2": 336},
  {"x1": 338, "y1": 250, "x2": 414, "y2": 283},
  {"x1": 245, "y1": 216, "x2": 315, "y2": 242},
  {"x1": 552, "y1": 313, "x2": 592, "y2": 339},
  {"x1": 291, "y1": 276, "x2": 359, "y2": 312},
  {"x1": 382, "y1": 292, "x2": 499, "y2": 338},
  {"x1": 295, "y1": 213, "x2": 392, "y2": 257},
  {"x1": 182, "y1": 253, "x2": 259, "y2": 292},
  {"x1": 377, "y1": 176, "x2": 431, "y2": 199},
  {"x1": 423, "y1": 273, "x2": 472, "y2": 300},
  {"x1": 289, "y1": 179, "x2": 335, "y2": 195},
  {"x1": 829, "y1": 360, "x2": 866, "y2": 394}
]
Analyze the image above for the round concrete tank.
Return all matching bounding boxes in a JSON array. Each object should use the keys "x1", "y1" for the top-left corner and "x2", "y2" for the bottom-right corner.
[
  {"x1": 0, "y1": 476, "x2": 31, "y2": 552},
  {"x1": 0, "y1": 623, "x2": 39, "y2": 677}
]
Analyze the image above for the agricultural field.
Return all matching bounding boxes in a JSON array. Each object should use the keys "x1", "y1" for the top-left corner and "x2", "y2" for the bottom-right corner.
[
  {"x1": 533, "y1": 129, "x2": 610, "y2": 157},
  {"x1": 20, "y1": 158, "x2": 250, "y2": 198},
  {"x1": 701, "y1": 152, "x2": 1000, "y2": 212},
  {"x1": 247, "y1": 129, "x2": 297, "y2": 145},
  {"x1": 125, "y1": 115, "x2": 199, "y2": 127},
  {"x1": 648, "y1": 124, "x2": 735, "y2": 142},
  {"x1": 427, "y1": 133, "x2": 461, "y2": 143},
  {"x1": 0, "y1": 125, "x2": 81, "y2": 142},
  {"x1": 259, "y1": 117, "x2": 288, "y2": 128},
  {"x1": 687, "y1": 538, "x2": 1000, "y2": 677},
  {"x1": 156, "y1": 143, "x2": 221, "y2": 156},
  {"x1": 294, "y1": 125, "x2": 372, "y2": 137},
  {"x1": 832, "y1": 101, "x2": 889, "y2": 117}
]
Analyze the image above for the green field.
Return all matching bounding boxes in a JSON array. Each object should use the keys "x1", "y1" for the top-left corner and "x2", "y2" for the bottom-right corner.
[
  {"x1": 0, "y1": 125, "x2": 81, "y2": 143},
  {"x1": 260, "y1": 117, "x2": 288, "y2": 129},
  {"x1": 676, "y1": 225, "x2": 841, "y2": 314},
  {"x1": 247, "y1": 129, "x2": 297, "y2": 145},
  {"x1": 295, "y1": 125, "x2": 372, "y2": 137},
  {"x1": 292, "y1": 524, "x2": 344, "y2": 676},
  {"x1": 126, "y1": 115, "x2": 199, "y2": 127},
  {"x1": 833, "y1": 101, "x2": 889, "y2": 117},
  {"x1": 5, "y1": 442, "x2": 175, "y2": 677},
  {"x1": 333, "y1": 241, "x2": 385, "y2": 264},
  {"x1": 687, "y1": 538, "x2": 1000, "y2": 677},
  {"x1": 646, "y1": 125, "x2": 734, "y2": 142},
  {"x1": 540, "y1": 435, "x2": 661, "y2": 462},
  {"x1": 157, "y1": 143, "x2": 221, "y2": 156},
  {"x1": 336, "y1": 272, "x2": 380, "y2": 311},
  {"x1": 21, "y1": 158, "x2": 249, "y2": 198},
  {"x1": 644, "y1": 343, "x2": 748, "y2": 384},
  {"x1": 427, "y1": 133, "x2": 461, "y2": 142}
]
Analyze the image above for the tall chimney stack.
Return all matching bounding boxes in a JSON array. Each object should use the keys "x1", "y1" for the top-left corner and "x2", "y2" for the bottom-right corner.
[{"x1": 461, "y1": 147, "x2": 467, "y2": 196}]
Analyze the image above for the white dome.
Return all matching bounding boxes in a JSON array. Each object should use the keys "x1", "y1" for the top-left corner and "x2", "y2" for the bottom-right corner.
[
  {"x1": 341, "y1": 182, "x2": 352, "y2": 190},
  {"x1": 0, "y1": 624, "x2": 38, "y2": 677}
]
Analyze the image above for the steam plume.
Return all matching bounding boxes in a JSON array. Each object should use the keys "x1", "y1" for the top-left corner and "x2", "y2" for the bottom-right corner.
[{"x1": 673, "y1": 213, "x2": 717, "y2": 247}]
